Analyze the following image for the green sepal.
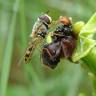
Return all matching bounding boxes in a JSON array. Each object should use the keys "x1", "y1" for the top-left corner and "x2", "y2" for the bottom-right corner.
[{"x1": 72, "y1": 13, "x2": 96, "y2": 62}]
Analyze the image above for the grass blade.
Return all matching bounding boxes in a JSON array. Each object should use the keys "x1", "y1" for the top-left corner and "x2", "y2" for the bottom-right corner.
[{"x1": 0, "y1": 0, "x2": 19, "y2": 96}]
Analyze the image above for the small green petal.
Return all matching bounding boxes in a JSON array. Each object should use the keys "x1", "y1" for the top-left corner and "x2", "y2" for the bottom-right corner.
[{"x1": 73, "y1": 21, "x2": 85, "y2": 35}]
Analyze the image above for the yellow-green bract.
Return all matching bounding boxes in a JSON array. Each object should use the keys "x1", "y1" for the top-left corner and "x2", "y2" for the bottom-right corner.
[{"x1": 72, "y1": 13, "x2": 96, "y2": 62}]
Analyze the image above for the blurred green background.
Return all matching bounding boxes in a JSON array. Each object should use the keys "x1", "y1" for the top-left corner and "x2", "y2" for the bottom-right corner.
[{"x1": 0, "y1": 0, "x2": 96, "y2": 96}]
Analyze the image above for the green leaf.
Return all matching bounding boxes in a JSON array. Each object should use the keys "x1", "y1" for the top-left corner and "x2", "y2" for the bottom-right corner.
[{"x1": 72, "y1": 13, "x2": 96, "y2": 62}]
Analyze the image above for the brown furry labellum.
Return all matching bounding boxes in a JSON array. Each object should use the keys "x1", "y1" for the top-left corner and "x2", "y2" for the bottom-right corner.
[
  {"x1": 41, "y1": 36, "x2": 76, "y2": 69},
  {"x1": 41, "y1": 17, "x2": 77, "y2": 69}
]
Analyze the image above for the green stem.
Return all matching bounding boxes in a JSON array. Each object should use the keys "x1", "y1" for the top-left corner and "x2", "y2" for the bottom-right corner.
[{"x1": 82, "y1": 47, "x2": 96, "y2": 75}]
